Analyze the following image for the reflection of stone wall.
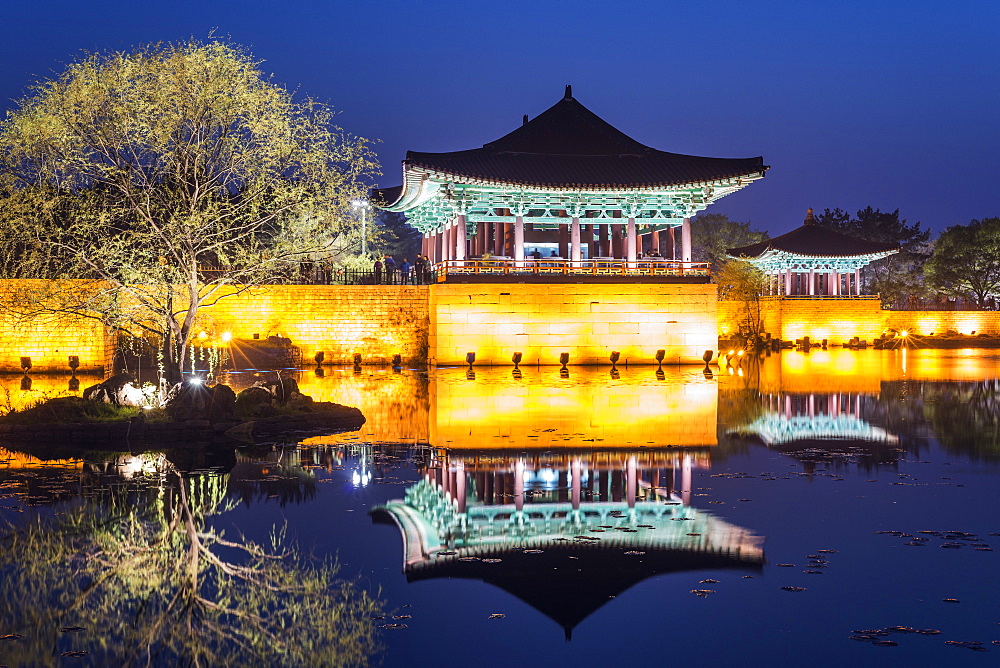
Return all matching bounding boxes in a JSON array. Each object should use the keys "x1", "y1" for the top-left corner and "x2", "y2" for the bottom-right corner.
[
  {"x1": 431, "y1": 283, "x2": 718, "y2": 366},
  {"x1": 720, "y1": 298, "x2": 1000, "y2": 344}
]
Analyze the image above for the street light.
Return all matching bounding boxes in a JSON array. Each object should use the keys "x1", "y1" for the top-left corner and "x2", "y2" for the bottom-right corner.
[{"x1": 352, "y1": 198, "x2": 370, "y2": 256}]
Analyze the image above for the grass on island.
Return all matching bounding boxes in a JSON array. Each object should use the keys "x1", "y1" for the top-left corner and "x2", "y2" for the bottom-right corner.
[{"x1": 0, "y1": 396, "x2": 171, "y2": 426}]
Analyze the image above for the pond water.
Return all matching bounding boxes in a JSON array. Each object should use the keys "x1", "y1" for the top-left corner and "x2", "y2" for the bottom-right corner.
[{"x1": 2, "y1": 349, "x2": 1000, "y2": 666}]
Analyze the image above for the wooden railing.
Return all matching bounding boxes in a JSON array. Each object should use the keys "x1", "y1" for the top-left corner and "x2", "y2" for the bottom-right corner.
[{"x1": 434, "y1": 257, "x2": 710, "y2": 280}]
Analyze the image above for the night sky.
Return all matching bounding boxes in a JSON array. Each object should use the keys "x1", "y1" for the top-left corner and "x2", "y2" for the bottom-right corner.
[{"x1": 3, "y1": 0, "x2": 998, "y2": 235}]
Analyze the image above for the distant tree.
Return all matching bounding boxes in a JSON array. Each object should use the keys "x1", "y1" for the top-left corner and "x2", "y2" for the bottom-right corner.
[
  {"x1": 0, "y1": 39, "x2": 377, "y2": 383},
  {"x1": 925, "y1": 217, "x2": 1000, "y2": 308},
  {"x1": 376, "y1": 210, "x2": 422, "y2": 260},
  {"x1": 691, "y1": 213, "x2": 769, "y2": 270},
  {"x1": 816, "y1": 207, "x2": 930, "y2": 307},
  {"x1": 716, "y1": 259, "x2": 770, "y2": 348}
]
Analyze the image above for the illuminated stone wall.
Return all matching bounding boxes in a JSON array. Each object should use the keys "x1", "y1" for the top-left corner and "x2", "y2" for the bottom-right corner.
[
  {"x1": 430, "y1": 283, "x2": 718, "y2": 366},
  {"x1": 719, "y1": 298, "x2": 1000, "y2": 344},
  {"x1": 0, "y1": 281, "x2": 112, "y2": 373},
  {"x1": 199, "y1": 285, "x2": 429, "y2": 366}
]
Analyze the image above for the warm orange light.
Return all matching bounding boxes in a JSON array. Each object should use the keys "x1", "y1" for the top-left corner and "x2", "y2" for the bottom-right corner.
[
  {"x1": 197, "y1": 331, "x2": 209, "y2": 341},
  {"x1": 899, "y1": 330, "x2": 909, "y2": 338},
  {"x1": 220, "y1": 331, "x2": 232, "y2": 342}
]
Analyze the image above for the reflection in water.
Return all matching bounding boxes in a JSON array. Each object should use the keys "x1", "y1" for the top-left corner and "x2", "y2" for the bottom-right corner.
[
  {"x1": 374, "y1": 449, "x2": 763, "y2": 638},
  {"x1": 0, "y1": 463, "x2": 382, "y2": 666}
]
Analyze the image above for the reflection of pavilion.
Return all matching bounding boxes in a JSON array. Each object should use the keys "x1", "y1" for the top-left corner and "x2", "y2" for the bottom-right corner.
[
  {"x1": 729, "y1": 391, "x2": 899, "y2": 465},
  {"x1": 374, "y1": 450, "x2": 763, "y2": 638}
]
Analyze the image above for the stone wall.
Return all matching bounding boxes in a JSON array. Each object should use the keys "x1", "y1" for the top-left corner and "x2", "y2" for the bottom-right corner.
[
  {"x1": 430, "y1": 282, "x2": 718, "y2": 366},
  {"x1": 0, "y1": 280, "x2": 112, "y2": 373},
  {"x1": 719, "y1": 297, "x2": 1000, "y2": 343},
  {"x1": 200, "y1": 285, "x2": 430, "y2": 366}
]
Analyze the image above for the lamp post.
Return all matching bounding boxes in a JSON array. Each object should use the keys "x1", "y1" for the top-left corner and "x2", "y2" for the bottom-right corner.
[{"x1": 352, "y1": 198, "x2": 370, "y2": 256}]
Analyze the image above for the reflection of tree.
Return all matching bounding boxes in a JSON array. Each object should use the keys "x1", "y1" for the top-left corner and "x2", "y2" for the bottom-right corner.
[
  {"x1": 919, "y1": 380, "x2": 1000, "y2": 460},
  {"x1": 0, "y1": 472, "x2": 381, "y2": 666}
]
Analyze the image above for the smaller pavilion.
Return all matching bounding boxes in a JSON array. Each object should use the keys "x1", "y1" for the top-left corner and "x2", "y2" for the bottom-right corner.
[{"x1": 727, "y1": 209, "x2": 898, "y2": 296}]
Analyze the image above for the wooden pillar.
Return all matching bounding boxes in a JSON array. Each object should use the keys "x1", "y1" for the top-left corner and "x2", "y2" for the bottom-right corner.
[
  {"x1": 855, "y1": 268, "x2": 861, "y2": 295},
  {"x1": 681, "y1": 453, "x2": 692, "y2": 506},
  {"x1": 599, "y1": 224, "x2": 609, "y2": 257},
  {"x1": 831, "y1": 270, "x2": 840, "y2": 296},
  {"x1": 785, "y1": 268, "x2": 793, "y2": 295},
  {"x1": 493, "y1": 221, "x2": 503, "y2": 256},
  {"x1": 681, "y1": 217, "x2": 692, "y2": 263},
  {"x1": 570, "y1": 217, "x2": 581, "y2": 263},
  {"x1": 651, "y1": 229, "x2": 661, "y2": 255},
  {"x1": 558, "y1": 224, "x2": 569, "y2": 258},
  {"x1": 589, "y1": 225, "x2": 599, "y2": 258},
  {"x1": 808, "y1": 268, "x2": 815, "y2": 295},
  {"x1": 669, "y1": 226, "x2": 676, "y2": 260},
  {"x1": 611, "y1": 223, "x2": 623, "y2": 258},
  {"x1": 454, "y1": 215, "x2": 466, "y2": 263},
  {"x1": 626, "y1": 217, "x2": 637, "y2": 267},
  {"x1": 514, "y1": 215, "x2": 525, "y2": 265}
]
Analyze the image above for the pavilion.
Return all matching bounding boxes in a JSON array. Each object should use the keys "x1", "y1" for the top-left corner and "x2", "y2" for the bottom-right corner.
[
  {"x1": 374, "y1": 86, "x2": 767, "y2": 271},
  {"x1": 727, "y1": 209, "x2": 898, "y2": 296}
]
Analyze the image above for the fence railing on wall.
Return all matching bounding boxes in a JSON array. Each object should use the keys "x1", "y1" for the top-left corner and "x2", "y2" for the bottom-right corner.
[{"x1": 198, "y1": 266, "x2": 438, "y2": 286}]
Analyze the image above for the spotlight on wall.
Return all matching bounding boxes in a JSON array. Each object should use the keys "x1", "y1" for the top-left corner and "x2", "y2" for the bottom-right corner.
[
  {"x1": 20, "y1": 357, "x2": 31, "y2": 372},
  {"x1": 609, "y1": 351, "x2": 621, "y2": 369},
  {"x1": 68, "y1": 355, "x2": 80, "y2": 371},
  {"x1": 466, "y1": 352, "x2": 476, "y2": 369},
  {"x1": 511, "y1": 351, "x2": 523, "y2": 369},
  {"x1": 559, "y1": 352, "x2": 570, "y2": 370}
]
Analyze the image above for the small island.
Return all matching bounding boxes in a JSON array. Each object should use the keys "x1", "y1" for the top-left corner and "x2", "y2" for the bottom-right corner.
[{"x1": 0, "y1": 373, "x2": 365, "y2": 446}]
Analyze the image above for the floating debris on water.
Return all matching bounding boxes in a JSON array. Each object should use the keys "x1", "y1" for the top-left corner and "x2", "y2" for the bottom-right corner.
[
  {"x1": 781, "y1": 586, "x2": 807, "y2": 592},
  {"x1": 690, "y1": 589, "x2": 715, "y2": 597},
  {"x1": 700, "y1": 579, "x2": 719, "y2": 584},
  {"x1": 382, "y1": 624, "x2": 407, "y2": 630},
  {"x1": 488, "y1": 614, "x2": 505, "y2": 620}
]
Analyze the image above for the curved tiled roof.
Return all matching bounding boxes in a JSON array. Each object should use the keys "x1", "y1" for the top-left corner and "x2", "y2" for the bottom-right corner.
[
  {"x1": 729, "y1": 210, "x2": 899, "y2": 258},
  {"x1": 381, "y1": 87, "x2": 766, "y2": 194}
]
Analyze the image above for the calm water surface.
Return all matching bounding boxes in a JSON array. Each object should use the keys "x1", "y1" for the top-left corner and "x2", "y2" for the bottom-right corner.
[{"x1": 2, "y1": 349, "x2": 1000, "y2": 666}]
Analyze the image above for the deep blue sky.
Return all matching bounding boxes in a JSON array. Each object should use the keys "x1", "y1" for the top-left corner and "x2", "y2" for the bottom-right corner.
[{"x1": 3, "y1": 0, "x2": 998, "y2": 236}]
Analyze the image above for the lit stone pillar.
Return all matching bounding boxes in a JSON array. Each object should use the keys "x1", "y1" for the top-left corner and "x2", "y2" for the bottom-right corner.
[
  {"x1": 832, "y1": 270, "x2": 839, "y2": 296},
  {"x1": 681, "y1": 453, "x2": 692, "y2": 506},
  {"x1": 626, "y1": 455, "x2": 637, "y2": 509},
  {"x1": 514, "y1": 215, "x2": 525, "y2": 265},
  {"x1": 626, "y1": 217, "x2": 637, "y2": 267},
  {"x1": 785, "y1": 268, "x2": 793, "y2": 295},
  {"x1": 571, "y1": 458, "x2": 582, "y2": 510},
  {"x1": 455, "y1": 215, "x2": 467, "y2": 264},
  {"x1": 571, "y1": 216, "x2": 582, "y2": 263},
  {"x1": 456, "y1": 460, "x2": 466, "y2": 514},
  {"x1": 681, "y1": 217, "x2": 692, "y2": 263},
  {"x1": 809, "y1": 268, "x2": 815, "y2": 295},
  {"x1": 855, "y1": 268, "x2": 861, "y2": 295},
  {"x1": 514, "y1": 458, "x2": 525, "y2": 513}
]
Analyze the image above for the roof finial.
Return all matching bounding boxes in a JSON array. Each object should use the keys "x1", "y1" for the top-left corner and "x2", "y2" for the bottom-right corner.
[
  {"x1": 564, "y1": 84, "x2": 573, "y2": 100},
  {"x1": 522, "y1": 114, "x2": 529, "y2": 126},
  {"x1": 804, "y1": 207, "x2": 816, "y2": 225}
]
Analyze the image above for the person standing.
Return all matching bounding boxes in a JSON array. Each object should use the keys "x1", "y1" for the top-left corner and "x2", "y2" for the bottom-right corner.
[
  {"x1": 373, "y1": 257, "x2": 383, "y2": 284},
  {"x1": 414, "y1": 255, "x2": 426, "y2": 284},
  {"x1": 384, "y1": 255, "x2": 396, "y2": 284},
  {"x1": 401, "y1": 257, "x2": 412, "y2": 284}
]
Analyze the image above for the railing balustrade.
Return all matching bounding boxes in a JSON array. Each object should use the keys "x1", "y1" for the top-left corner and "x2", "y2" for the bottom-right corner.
[{"x1": 433, "y1": 257, "x2": 710, "y2": 279}]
